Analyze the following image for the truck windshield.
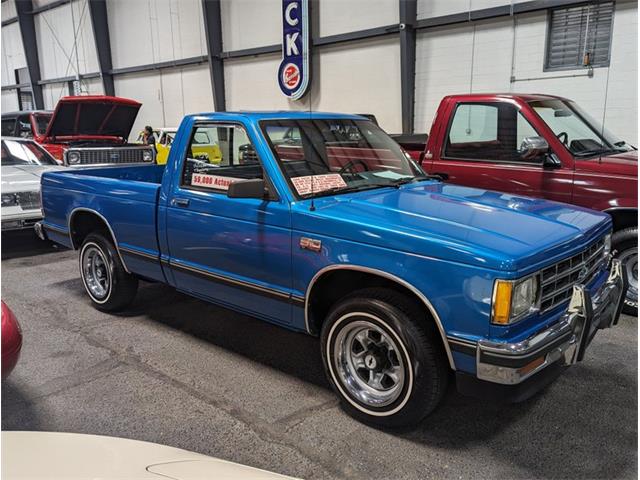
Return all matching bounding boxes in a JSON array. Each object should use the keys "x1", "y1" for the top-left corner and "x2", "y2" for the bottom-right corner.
[
  {"x1": 1, "y1": 139, "x2": 58, "y2": 166},
  {"x1": 529, "y1": 99, "x2": 635, "y2": 158},
  {"x1": 34, "y1": 113, "x2": 52, "y2": 135},
  {"x1": 261, "y1": 119, "x2": 428, "y2": 198}
]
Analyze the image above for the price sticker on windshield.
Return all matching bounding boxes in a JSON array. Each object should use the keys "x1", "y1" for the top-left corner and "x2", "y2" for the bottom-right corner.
[{"x1": 291, "y1": 174, "x2": 347, "y2": 196}]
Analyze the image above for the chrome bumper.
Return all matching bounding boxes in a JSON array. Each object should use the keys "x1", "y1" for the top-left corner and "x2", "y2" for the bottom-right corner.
[{"x1": 476, "y1": 259, "x2": 626, "y2": 385}]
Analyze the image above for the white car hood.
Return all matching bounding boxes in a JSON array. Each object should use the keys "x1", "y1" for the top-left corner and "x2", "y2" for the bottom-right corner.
[
  {"x1": 1, "y1": 165, "x2": 63, "y2": 194},
  {"x1": 2, "y1": 431, "x2": 297, "y2": 479}
]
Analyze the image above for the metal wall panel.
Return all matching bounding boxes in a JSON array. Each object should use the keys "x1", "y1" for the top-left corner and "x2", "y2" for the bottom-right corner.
[
  {"x1": 34, "y1": 0, "x2": 99, "y2": 79},
  {"x1": 220, "y1": 0, "x2": 281, "y2": 51},
  {"x1": 318, "y1": 0, "x2": 398, "y2": 37},
  {"x1": 106, "y1": 0, "x2": 206, "y2": 70},
  {"x1": 1, "y1": 22, "x2": 27, "y2": 86}
]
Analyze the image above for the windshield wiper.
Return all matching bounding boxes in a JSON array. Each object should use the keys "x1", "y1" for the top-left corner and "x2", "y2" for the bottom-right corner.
[
  {"x1": 304, "y1": 183, "x2": 387, "y2": 199},
  {"x1": 390, "y1": 175, "x2": 440, "y2": 187}
]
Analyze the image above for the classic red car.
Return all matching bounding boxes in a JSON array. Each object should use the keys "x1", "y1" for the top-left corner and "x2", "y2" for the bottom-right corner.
[
  {"x1": 1, "y1": 301, "x2": 22, "y2": 380},
  {"x1": 395, "y1": 93, "x2": 637, "y2": 315},
  {"x1": 2, "y1": 96, "x2": 155, "y2": 166}
]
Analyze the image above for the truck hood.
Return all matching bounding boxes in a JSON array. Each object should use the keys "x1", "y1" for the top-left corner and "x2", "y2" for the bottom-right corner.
[
  {"x1": 294, "y1": 182, "x2": 611, "y2": 273},
  {"x1": 575, "y1": 150, "x2": 638, "y2": 176},
  {"x1": 42, "y1": 95, "x2": 141, "y2": 142},
  {"x1": 1, "y1": 165, "x2": 63, "y2": 194}
]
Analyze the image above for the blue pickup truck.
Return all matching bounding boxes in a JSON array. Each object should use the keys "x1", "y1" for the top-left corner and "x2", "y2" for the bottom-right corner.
[{"x1": 37, "y1": 112, "x2": 625, "y2": 427}]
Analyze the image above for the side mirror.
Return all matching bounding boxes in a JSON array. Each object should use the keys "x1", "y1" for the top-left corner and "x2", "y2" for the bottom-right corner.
[
  {"x1": 227, "y1": 178, "x2": 266, "y2": 199},
  {"x1": 520, "y1": 136, "x2": 549, "y2": 160},
  {"x1": 543, "y1": 153, "x2": 562, "y2": 169}
]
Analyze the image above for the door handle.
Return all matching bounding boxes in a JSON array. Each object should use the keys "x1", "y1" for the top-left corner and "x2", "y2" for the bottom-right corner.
[
  {"x1": 432, "y1": 172, "x2": 449, "y2": 181},
  {"x1": 172, "y1": 198, "x2": 190, "y2": 207}
]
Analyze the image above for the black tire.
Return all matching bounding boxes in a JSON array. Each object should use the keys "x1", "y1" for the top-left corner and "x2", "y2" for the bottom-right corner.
[
  {"x1": 79, "y1": 233, "x2": 138, "y2": 312},
  {"x1": 612, "y1": 227, "x2": 638, "y2": 316},
  {"x1": 320, "y1": 288, "x2": 449, "y2": 428}
]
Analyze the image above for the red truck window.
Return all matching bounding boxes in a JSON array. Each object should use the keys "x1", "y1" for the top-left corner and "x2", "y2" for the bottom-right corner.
[{"x1": 444, "y1": 102, "x2": 540, "y2": 163}]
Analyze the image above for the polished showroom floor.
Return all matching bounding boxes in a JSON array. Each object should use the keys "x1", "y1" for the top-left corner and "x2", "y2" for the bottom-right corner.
[{"x1": 2, "y1": 232, "x2": 637, "y2": 480}]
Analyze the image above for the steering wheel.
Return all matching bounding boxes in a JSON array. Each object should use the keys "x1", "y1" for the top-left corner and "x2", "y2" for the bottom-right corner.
[
  {"x1": 556, "y1": 132, "x2": 569, "y2": 146},
  {"x1": 338, "y1": 159, "x2": 369, "y2": 175}
]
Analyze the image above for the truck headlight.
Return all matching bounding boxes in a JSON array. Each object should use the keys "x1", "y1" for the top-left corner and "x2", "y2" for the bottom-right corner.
[
  {"x1": 142, "y1": 150, "x2": 153, "y2": 162},
  {"x1": 603, "y1": 233, "x2": 612, "y2": 258},
  {"x1": 1, "y1": 193, "x2": 18, "y2": 207},
  {"x1": 492, "y1": 275, "x2": 540, "y2": 325},
  {"x1": 67, "y1": 151, "x2": 81, "y2": 165}
]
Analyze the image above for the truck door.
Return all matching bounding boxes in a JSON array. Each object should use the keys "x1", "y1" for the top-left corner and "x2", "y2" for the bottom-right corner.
[
  {"x1": 428, "y1": 100, "x2": 572, "y2": 203},
  {"x1": 164, "y1": 121, "x2": 293, "y2": 325}
]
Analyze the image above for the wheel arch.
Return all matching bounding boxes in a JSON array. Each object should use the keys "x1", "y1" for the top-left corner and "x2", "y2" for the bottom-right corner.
[
  {"x1": 68, "y1": 208, "x2": 130, "y2": 273},
  {"x1": 604, "y1": 207, "x2": 637, "y2": 232},
  {"x1": 304, "y1": 265, "x2": 455, "y2": 369}
]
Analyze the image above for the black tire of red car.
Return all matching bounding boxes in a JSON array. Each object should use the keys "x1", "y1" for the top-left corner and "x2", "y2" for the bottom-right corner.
[
  {"x1": 320, "y1": 288, "x2": 449, "y2": 428},
  {"x1": 612, "y1": 227, "x2": 638, "y2": 316},
  {"x1": 79, "y1": 233, "x2": 138, "y2": 312}
]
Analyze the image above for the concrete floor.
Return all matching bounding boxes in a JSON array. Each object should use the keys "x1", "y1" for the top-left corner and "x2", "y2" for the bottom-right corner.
[{"x1": 2, "y1": 231, "x2": 637, "y2": 479}]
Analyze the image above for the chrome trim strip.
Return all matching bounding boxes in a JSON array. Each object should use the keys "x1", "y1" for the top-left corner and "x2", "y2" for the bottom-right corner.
[
  {"x1": 42, "y1": 222, "x2": 68, "y2": 235},
  {"x1": 170, "y1": 259, "x2": 294, "y2": 301},
  {"x1": 119, "y1": 246, "x2": 159, "y2": 261},
  {"x1": 68, "y1": 207, "x2": 131, "y2": 274},
  {"x1": 304, "y1": 264, "x2": 455, "y2": 370}
]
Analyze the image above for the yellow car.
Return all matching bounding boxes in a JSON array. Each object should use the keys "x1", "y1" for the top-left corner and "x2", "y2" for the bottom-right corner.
[{"x1": 151, "y1": 128, "x2": 222, "y2": 165}]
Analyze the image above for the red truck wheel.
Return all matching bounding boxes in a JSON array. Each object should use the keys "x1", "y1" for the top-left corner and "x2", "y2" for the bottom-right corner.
[
  {"x1": 79, "y1": 233, "x2": 138, "y2": 312},
  {"x1": 321, "y1": 288, "x2": 448, "y2": 428},
  {"x1": 613, "y1": 227, "x2": 638, "y2": 316}
]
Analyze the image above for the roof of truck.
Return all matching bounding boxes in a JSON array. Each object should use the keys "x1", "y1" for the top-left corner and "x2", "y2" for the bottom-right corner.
[
  {"x1": 188, "y1": 111, "x2": 367, "y2": 121},
  {"x1": 442, "y1": 93, "x2": 570, "y2": 102}
]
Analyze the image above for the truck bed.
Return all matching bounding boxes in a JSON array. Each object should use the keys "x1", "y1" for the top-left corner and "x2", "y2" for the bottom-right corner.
[{"x1": 40, "y1": 164, "x2": 166, "y2": 281}]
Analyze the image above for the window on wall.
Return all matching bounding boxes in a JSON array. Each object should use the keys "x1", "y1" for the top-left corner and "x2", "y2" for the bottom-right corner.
[{"x1": 545, "y1": 2, "x2": 614, "y2": 71}]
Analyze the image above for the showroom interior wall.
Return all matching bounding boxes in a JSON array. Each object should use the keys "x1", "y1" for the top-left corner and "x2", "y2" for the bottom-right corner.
[{"x1": 1, "y1": 0, "x2": 637, "y2": 143}]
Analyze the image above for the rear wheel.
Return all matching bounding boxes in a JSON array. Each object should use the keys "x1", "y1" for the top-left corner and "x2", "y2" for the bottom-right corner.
[
  {"x1": 320, "y1": 288, "x2": 448, "y2": 428},
  {"x1": 79, "y1": 233, "x2": 138, "y2": 312},
  {"x1": 612, "y1": 227, "x2": 637, "y2": 316}
]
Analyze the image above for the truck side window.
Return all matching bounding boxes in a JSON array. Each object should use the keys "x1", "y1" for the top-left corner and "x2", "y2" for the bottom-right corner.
[
  {"x1": 1, "y1": 118, "x2": 16, "y2": 137},
  {"x1": 16, "y1": 115, "x2": 33, "y2": 138},
  {"x1": 444, "y1": 103, "x2": 541, "y2": 163},
  {"x1": 181, "y1": 124, "x2": 264, "y2": 192}
]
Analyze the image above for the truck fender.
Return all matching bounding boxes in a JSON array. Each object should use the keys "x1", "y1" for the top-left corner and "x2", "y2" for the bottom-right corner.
[
  {"x1": 304, "y1": 264, "x2": 455, "y2": 370},
  {"x1": 68, "y1": 207, "x2": 131, "y2": 274}
]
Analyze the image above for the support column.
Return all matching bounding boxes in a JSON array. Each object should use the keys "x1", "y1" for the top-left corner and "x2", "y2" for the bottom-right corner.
[
  {"x1": 399, "y1": 0, "x2": 417, "y2": 133},
  {"x1": 202, "y1": 0, "x2": 226, "y2": 111},
  {"x1": 88, "y1": 0, "x2": 115, "y2": 96},
  {"x1": 15, "y1": 0, "x2": 44, "y2": 109}
]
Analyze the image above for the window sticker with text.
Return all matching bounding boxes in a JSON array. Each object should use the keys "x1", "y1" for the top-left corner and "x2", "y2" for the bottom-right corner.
[
  {"x1": 291, "y1": 174, "x2": 347, "y2": 196},
  {"x1": 191, "y1": 173, "x2": 242, "y2": 191}
]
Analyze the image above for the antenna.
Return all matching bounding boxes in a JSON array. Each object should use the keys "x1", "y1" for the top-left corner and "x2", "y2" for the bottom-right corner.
[{"x1": 310, "y1": 174, "x2": 316, "y2": 211}]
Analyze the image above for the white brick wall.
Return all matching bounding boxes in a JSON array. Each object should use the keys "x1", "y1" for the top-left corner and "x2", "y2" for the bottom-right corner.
[{"x1": 415, "y1": 1, "x2": 638, "y2": 144}]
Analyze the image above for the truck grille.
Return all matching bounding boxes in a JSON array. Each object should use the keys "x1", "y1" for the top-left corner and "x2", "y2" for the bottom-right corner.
[
  {"x1": 540, "y1": 237, "x2": 606, "y2": 312},
  {"x1": 67, "y1": 147, "x2": 154, "y2": 166},
  {"x1": 16, "y1": 191, "x2": 40, "y2": 210}
]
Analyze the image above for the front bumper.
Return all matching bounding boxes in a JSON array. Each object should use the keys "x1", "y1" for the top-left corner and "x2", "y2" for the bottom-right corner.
[{"x1": 475, "y1": 258, "x2": 626, "y2": 386}]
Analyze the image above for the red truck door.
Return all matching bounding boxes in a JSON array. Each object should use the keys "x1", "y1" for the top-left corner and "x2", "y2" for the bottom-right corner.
[{"x1": 426, "y1": 99, "x2": 573, "y2": 204}]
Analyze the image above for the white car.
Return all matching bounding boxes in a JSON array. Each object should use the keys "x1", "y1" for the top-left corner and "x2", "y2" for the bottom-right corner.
[
  {"x1": 2, "y1": 431, "x2": 297, "y2": 479},
  {"x1": 1, "y1": 137, "x2": 62, "y2": 231}
]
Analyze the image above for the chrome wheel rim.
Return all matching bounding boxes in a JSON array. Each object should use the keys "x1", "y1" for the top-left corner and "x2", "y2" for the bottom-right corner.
[
  {"x1": 82, "y1": 246, "x2": 110, "y2": 300},
  {"x1": 618, "y1": 247, "x2": 638, "y2": 302},
  {"x1": 333, "y1": 320, "x2": 406, "y2": 408}
]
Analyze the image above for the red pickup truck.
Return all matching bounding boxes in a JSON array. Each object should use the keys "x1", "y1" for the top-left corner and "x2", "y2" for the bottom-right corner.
[
  {"x1": 1, "y1": 95, "x2": 155, "y2": 167},
  {"x1": 395, "y1": 93, "x2": 637, "y2": 315}
]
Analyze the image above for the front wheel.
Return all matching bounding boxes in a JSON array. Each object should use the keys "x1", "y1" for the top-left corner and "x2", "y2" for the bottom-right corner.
[
  {"x1": 320, "y1": 288, "x2": 449, "y2": 428},
  {"x1": 79, "y1": 233, "x2": 138, "y2": 312},
  {"x1": 613, "y1": 227, "x2": 638, "y2": 316}
]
